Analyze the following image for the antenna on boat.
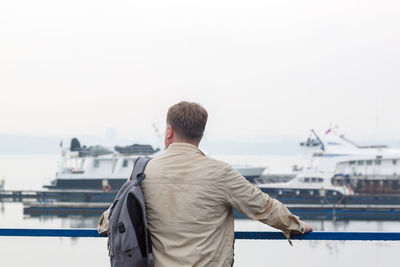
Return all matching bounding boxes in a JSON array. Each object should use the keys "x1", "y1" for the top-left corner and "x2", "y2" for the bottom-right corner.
[{"x1": 311, "y1": 129, "x2": 325, "y2": 151}]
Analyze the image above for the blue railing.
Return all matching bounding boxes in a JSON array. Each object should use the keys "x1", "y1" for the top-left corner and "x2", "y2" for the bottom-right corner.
[{"x1": 1, "y1": 228, "x2": 400, "y2": 241}]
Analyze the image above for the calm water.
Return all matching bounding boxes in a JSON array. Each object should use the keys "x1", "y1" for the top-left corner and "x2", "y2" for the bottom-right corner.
[{"x1": 1, "y1": 155, "x2": 400, "y2": 267}]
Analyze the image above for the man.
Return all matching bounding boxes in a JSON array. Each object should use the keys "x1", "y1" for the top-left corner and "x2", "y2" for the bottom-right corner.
[{"x1": 141, "y1": 101, "x2": 312, "y2": 267}]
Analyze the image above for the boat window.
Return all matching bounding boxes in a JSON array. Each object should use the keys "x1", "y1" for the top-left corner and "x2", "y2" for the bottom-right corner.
[
  {"x1": 393, "y1": 160, "x2": 397, "y2": 165},
  {"x1": 311, "y1": 177, "x2": 317, "y2": 183},
  {"x1": 349, "y1": 161, "x2": 356, "y2": 165},
  {"x1": 357, "y1": 160, "x2": 364, "y2": 165},
  {"x1": 366, "y1": 160, "x2": 373, "y2": 165},
  {"x1": 304, "y1": 177, "x2": 310, "y2": 183},
  {"x1": 375, "y1": 159, "x2": 381, "y2": 165},
  {"x1": 318, "y1": 178, "x2": 323, "y2": 183},
  {"x1": 123, "y1": 160, "x2": 128, "y2": 168},
  {"x1": 94, "y1": 160, "x2": 99, "y2": 168}
]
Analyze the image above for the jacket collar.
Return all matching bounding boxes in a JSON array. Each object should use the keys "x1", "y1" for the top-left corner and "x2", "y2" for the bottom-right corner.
[{"x1": 166, "y1": 142, "x2": 205, "y2": 156}]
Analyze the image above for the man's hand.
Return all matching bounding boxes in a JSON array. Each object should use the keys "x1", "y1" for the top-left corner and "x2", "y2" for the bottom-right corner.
[
  {"x1": 291, "y1": 222, "x2": 313, "y2": 234},
  {"x1": 303, "y1": 222, "x2": 313, "y2": 233}
]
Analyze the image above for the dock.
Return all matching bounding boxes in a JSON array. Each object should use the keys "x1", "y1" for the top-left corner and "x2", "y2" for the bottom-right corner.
[
  {"x1": 0, "y1": 189, "x2": 116, "y2": 203},
  {"x1": 287, "y1": 203, "x2": 400, "y2": 220},
  {"x1": 20, "y1": 200, "x2": 400, "y2": 220},
  {"x1": 4, "y1": 187, "x2": 400, "y2": 220},
  {"x1": 23, "y1": 201, "x2": 110, "y2": 216},
  {"x1": 233, "y1": 203, "x2": 400, "y2": 220}
]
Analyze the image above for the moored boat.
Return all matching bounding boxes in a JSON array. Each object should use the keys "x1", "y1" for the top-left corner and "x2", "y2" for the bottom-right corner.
[
  {"x1": 44, "y1": 138, "x2": 265, "y2": 190},
  {"x1": 258, "y1": 128, "x2": 400, "y2": 205}
]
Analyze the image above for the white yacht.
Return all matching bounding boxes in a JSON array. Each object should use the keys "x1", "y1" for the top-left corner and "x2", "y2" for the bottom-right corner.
[
  {"x1": 258, "y1": 170, "x2": 352, "y2": 204},
  {"x1": 44, "y1": 138, "x2": 265, "y2": 190},
  {"x1": 257, "y1": 128, "x2": 400, "y2": 201}
]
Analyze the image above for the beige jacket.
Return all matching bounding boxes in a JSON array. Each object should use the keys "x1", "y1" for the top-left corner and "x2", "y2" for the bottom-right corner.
[{"x1": 141, "y1": 142, "x2": 305, "y2": 267}]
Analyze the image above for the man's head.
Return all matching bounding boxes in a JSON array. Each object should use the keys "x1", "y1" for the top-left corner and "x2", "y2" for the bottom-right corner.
[{"x1": 165, "y1": 101, "x2": 208, "y2": 148}]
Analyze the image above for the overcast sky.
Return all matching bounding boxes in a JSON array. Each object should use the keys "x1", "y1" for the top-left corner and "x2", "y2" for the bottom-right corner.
[{"x1": 1, "y1": 0, "x2": 400, "y2": 143}]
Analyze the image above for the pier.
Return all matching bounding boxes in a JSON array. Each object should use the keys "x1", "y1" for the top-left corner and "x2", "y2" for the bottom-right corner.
[
  {"x1": 4, "y1": 189, "x2": 400, "y2": 220},
  {"x1": 234, "y1": 204, "x2": 400, "y2": 220},
  {"x1": 287, "y1": 203, "x2": 400, "y2": 220},
  {"x1": 0, "y1": 189, "x2": 116, "y2": 202},
  {"x1": 17, "y1": 201, "x2": 400, "y2": 220},
  {"x1": 23, "y1": 201, "x2": 110, "y2": 216}
]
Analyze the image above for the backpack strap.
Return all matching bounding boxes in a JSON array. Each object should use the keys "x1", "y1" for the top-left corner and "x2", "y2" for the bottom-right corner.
[
  {"x1": 129, "y1": 156, "x2": 153, "y2": 267},
  {"x1": 130, "y1": 157, "x2": 152, "y2": 182}
]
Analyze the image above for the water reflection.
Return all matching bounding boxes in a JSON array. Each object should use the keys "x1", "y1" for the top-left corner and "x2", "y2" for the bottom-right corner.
[
  {"x1": 22, "y1": 214, "x2": 100, "y2": 228},
  {"x1": 3, "y1": 202, "x2": 400, "y2": 233},
  {"x1": 69, "y1": 216, "x2": 101, "y2": 228},
  {"x1": 1, "y1": 203, "x2": 400, "y2": 267}
]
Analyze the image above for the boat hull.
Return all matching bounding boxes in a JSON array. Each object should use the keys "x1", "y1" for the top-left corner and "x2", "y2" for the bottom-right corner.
[
  {"x1": 260, "y1": 187, "x2": 345, "y2": 204},
  {"x1": 44, "y1": 178, "x2": 127, "y2": 191},
  {"x1": 44, "y1": 174, "x2": 263, "y2": 190},
  {"x1": 260, "y1": 187, "x2": 400, "y2": 205}
]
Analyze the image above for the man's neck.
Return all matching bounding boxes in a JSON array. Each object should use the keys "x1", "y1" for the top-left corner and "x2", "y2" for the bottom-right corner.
[{"x1": 172, "y1": 139, "x2": 199, "y2": 147}]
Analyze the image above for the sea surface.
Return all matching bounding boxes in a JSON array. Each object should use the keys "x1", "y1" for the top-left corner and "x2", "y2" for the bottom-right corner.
[{"x1": 0, "y1": 155, "x2": 399, "y2": 267}]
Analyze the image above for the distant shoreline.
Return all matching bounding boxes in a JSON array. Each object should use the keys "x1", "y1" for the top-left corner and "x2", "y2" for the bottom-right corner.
[{"x1": 1, "y1": 133, "x2": 400, "y2": 156}]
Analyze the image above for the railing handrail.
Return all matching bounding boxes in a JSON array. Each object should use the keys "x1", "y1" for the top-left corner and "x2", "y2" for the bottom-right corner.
[{"x1": 1, "y1": 228, "x2": 400, "y2": 241}]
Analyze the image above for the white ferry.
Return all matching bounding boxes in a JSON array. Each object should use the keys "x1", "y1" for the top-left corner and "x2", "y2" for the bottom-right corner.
[{"x1": 44, "y1": 138, "x2": 265, "y2": 190}]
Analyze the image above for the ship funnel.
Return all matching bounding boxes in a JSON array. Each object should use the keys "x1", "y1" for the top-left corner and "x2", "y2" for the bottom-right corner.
[{"x1": 70, "y1": 138, "x2": 81, "y2": 151}]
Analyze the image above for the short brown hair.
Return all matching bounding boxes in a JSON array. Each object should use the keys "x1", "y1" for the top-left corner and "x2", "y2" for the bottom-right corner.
[{"x1": 167, "y1": 101, "x2": 208, "y2": 141}]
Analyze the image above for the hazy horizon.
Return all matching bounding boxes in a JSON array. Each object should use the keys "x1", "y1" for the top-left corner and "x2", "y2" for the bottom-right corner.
[
  {"x1": 2, "y1": 130, "x2": 400, "y2": 155},
  {"x1": 2, "y1": 0, "x2": 400, "y2": 152}
]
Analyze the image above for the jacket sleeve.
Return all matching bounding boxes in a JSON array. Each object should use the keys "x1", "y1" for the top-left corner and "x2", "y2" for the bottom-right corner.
[
  {"x1": 221, "y1": 165, "x2": 305, "y2": 242},
  {"x1": 97, "y1": 206, "x2": 111, "y2": 235}
]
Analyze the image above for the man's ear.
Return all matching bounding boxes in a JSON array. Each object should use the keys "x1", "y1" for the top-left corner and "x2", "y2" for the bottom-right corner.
[{"x1": 166, "y1": 125, "x2": 174, "y2": 139}]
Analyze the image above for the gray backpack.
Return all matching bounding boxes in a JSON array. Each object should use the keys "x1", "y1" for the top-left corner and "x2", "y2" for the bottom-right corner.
[{"x1": 108, "y1": 157, "x2": 153, "y2": 267}]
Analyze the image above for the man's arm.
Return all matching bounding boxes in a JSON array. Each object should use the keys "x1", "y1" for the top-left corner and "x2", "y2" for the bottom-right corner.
[{"x1": 221, "y1": 165, "x2": 312, "y2": 239}]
